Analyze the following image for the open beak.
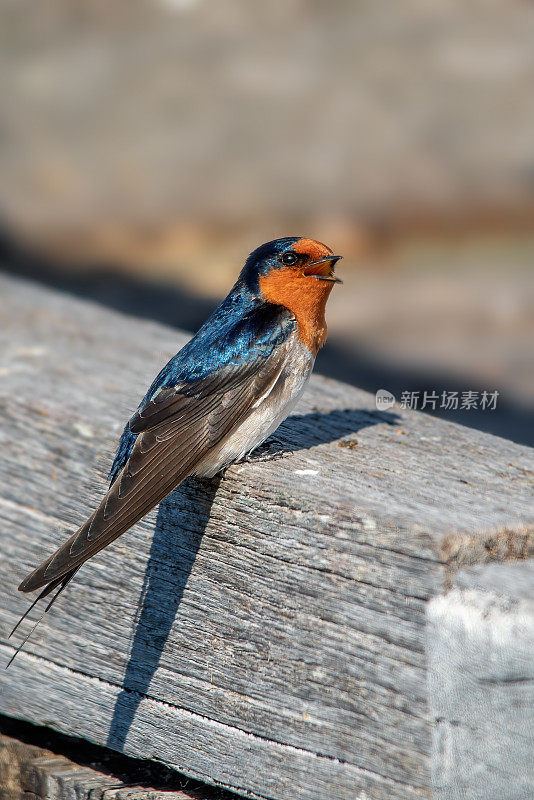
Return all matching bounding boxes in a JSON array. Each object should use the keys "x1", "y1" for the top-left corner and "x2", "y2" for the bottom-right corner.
[{"x1": 303, "y1": 255, "x2": 343, "y2": 283}]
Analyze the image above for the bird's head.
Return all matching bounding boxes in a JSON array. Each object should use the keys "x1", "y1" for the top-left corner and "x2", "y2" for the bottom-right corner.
[
  {"x1": 238, "y1": 237, "x2": 343, "y2": 354},
  {"x1": 240, "y1": 237, "x2": 342, "y2": 293}
]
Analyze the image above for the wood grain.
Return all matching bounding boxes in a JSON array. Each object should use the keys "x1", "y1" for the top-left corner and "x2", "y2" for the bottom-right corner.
[
  {"x1": 0, "y1": 273, "x2": 532, "y2": 800},
  {"x1": 427, "y1": 562, "x2": 534, "y2": 800}
]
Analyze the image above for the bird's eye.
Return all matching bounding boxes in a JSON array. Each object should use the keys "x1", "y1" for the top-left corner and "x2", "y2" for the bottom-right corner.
[{"x1": 281, "y1": 251, "x2": 299, "y2": 266}]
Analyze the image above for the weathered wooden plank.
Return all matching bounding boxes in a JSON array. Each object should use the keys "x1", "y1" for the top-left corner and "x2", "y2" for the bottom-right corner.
[
  {"x1": 0, "y1": 273, "x2": 532, "y2": 800},
  {"x1": 427, "y1": 562, "x2": 534, "y2": 800}
]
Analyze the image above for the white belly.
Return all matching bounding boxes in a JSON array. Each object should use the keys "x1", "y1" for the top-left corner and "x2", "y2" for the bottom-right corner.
[{"x1": 194, "y1": 335, "x2": 314, "y2": 478}]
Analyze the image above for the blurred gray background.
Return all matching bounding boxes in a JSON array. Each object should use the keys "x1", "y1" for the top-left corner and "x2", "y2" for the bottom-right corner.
[{"x1": 1, "y1": 0, "x2": 533, "y2": 443}]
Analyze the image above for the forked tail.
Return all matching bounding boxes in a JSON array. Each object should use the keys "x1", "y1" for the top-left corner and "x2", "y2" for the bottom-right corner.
[{"x1": 6, "y1": 567, "x2": 79, "y2": 668}]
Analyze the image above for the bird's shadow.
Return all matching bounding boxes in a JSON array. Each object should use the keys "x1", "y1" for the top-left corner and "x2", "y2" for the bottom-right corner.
[{"x1": 106, "y1": 407, "x2": 398, "y2": 751}]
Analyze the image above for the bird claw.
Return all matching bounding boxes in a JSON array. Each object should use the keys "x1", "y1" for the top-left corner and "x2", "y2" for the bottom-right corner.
[
  {"x1": 215, "y1": 439, "x2": 292, "y2": 477},
  {"x1": 240, "y1": 438, "x2": 292, "y2": 464}
]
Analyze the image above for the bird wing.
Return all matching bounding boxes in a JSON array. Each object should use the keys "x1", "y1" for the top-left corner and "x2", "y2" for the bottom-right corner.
[{"x1": 18, "y1": 346, "x2": 288, "y2": 594}]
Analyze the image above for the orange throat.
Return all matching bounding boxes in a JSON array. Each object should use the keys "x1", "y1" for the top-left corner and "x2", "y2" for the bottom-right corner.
[{"x1": 259, "y1": 268, "x2": 334, "y2": 356}]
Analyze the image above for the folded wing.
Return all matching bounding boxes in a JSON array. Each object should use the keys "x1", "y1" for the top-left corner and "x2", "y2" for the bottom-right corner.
[{"x1": 19, "y1": 348, "x2": 287, "y2": 594}]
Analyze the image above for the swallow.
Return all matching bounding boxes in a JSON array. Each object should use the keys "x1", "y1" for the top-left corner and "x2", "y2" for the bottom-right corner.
[{"x1": 8, "y1": 237, "x2": 342, "y2": 665}]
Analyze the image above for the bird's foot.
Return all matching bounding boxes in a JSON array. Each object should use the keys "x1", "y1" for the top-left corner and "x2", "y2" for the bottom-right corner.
[
  {"x1": 215, "y1": 439, "x2": 292, "y2": 477},
  {"x1": 240, "y1": 437, "x2": 293, "y2": 464}
]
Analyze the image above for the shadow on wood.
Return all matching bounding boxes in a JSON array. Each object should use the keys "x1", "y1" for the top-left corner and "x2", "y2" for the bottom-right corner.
[
  {"x1": 276, "y1": 408, "x2": 399, "y2": 453},
  {"x1": 106, "y1": 408, "x2": 398, "y2": 751},
  {"x1": 106, "y1": 475, "x2": 222, "y2": 752}
]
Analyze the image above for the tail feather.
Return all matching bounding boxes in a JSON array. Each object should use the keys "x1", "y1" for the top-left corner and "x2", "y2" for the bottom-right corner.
[{"x1": 6, "y1": 568, "x2": 79, "y2": 668}]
